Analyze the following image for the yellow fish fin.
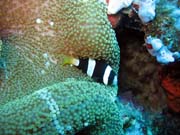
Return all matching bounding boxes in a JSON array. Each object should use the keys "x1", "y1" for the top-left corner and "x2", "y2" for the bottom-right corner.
[{"x1": 63, "y1": 55, "x2": 74, "y2": 66}]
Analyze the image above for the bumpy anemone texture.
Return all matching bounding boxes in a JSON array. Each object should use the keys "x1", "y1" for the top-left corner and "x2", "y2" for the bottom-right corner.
[
  {"x1": 0, "y1": 0, "x2": 120, "y2": 72},
  {"x1": 0, "y1": 81, "x2": 124, "y2": 135},
  {"x1": 0, "y1": 0, "x2": 124, "y2": 134},
  {"x1": 0, "y1": 0, "x2": 120, "y2": 105}
]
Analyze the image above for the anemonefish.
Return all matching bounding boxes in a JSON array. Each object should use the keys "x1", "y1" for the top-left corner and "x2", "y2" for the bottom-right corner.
[{"x1": 63, "y1": 56, "x2": 118, "y2": 86}]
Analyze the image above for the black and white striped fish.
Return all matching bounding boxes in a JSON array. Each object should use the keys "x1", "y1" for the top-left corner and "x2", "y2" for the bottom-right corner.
[{"x1": 63, "y1": 56, "x2": 118, "y2": 86}]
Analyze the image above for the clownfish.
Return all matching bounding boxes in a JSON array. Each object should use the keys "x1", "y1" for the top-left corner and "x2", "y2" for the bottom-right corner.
[{"x1": 63, "y1": 56, "x2": 118, "y2": 86}]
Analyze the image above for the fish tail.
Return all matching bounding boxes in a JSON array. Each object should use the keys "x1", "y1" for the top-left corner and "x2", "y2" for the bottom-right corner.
[{"x1": 63, "y1": 55, "x2": 74, "y2": 66}]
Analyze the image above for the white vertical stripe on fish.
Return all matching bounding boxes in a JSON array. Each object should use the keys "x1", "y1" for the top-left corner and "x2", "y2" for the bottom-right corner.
[
  {"x1": 87, "y1": 59, "x2": 96, "y2": 77},
  {"x1": 103, "y1": 65, "x2": 112, "y2": 85},
  {"x1": 72, "y1": 58, "x2": 80, "y2": 66}
]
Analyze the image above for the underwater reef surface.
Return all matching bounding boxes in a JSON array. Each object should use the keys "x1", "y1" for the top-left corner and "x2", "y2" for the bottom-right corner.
[
  {"x1": 0, "y1": 0, "x2": 120, "y2": 73},
  {"x1": 114, "y1": 0, "x2": 180, "y2": 113},
  {"x1": 143, "y1": 0, "x2": 180, "y2": 52},
  {"x1": 0, "y1": 0, "x2": 149, "y2": 135},
  {"x1": 159, "y1": 61, "x2": 180, "y2": 113},
  {"x1": 0, "y1": 0, "x2": 180, "y2": 134},
  {"x1": 116, "y1": 0, "x2": 180, "y2": 134},
  {"x1": 117, "y1": 29, "x2": 167, "y2": 113},
  {"x1": 0, "y1": 0, "x2": 120, "y2": 105},
  {"x1": 0, "y1": 81, "x2": 123, "y2": 134}
]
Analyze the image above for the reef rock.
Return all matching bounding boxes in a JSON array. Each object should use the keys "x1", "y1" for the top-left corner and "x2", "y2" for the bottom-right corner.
[{"x1": 143, "y1": 0, "x2": 180, "y2": 52}]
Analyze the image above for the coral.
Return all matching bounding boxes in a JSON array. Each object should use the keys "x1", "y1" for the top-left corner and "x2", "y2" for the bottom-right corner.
[
  {"x1": 143, "y1": 0, "x2": 180, "y2": 52},
  {"x1": 0, "y1": 81, "x2": 125, "y2": 135},
  {"x1": 145, "y1": 36, "x2": 179, "y2": 64},
  {"x1": 0, "y1": 39, "x2": 91, "y2": 105},
  {"x1": 138, "y1": 0, "x2": 156, "y2": 24},
  {"x1": 141, "y1": 0, "x2": 180, "y2": 113},
  {"x1": 0, "y1": 80, "x2": 149, "y2": 135},
  {"x1": 114, "y1": 0, "x2": 179, "y2": 113},
  {"x1": 107, "y1": 0, "x2": 133, "y2": 14},
  {"x1": 161, "y1": 76, "x2": 180, "y2": 113},
  {"x1": 117, "y1": 29, "x2": 166, "y2": 113},
  {"x1": 0, "y1": 0, "x2": 168, "y2": 134},
  {"x1": 159, "y1": 61, "x2": 180, "y2": 113}
]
